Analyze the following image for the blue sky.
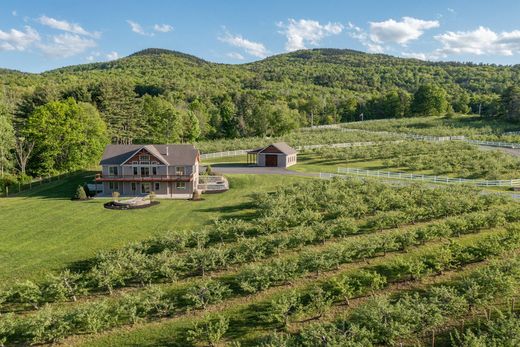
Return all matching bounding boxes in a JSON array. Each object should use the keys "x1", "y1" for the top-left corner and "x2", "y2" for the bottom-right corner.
[{"x1": 1, "y1": 0, "x2": 520, "y2": 72}]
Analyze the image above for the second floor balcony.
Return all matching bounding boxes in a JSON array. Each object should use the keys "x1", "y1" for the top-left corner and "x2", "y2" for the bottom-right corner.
[{"x1": 95, "y1": 173, "x2": 193, "y2": 182}]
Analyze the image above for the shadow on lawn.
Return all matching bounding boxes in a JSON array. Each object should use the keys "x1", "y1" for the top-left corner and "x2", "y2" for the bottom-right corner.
[
  {"x1": 7, "y1": 170, "x2": 98, "y2": 200},
  {"x1": 207, "y1": 162, "x2": 251, "y2": 168}
]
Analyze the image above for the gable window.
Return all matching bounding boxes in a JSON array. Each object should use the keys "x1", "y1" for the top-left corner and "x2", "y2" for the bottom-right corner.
[
  {"x1": 176, "y1": 166, "x2": 185, "y2": 175},
  {"x1": 139, "y1": 155, "x2": 150, "y2": 164},
  {"x1": 176, "y1": 182, "x2": 186, "y2": 190},
  {"x1": 109, "y1": 166, "x2": 118, "y2": 176}
]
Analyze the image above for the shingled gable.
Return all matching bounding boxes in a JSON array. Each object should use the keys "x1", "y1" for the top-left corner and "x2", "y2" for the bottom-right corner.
[
  {"x1": 120, "y1": 145, "x2": 169, "y2": 166},
  {"x1": 258, "y1": 142, "x2": 297, "y2": 155},
  {"x1": 99, "y1": 144, "x2": 199, "y2": 166}
]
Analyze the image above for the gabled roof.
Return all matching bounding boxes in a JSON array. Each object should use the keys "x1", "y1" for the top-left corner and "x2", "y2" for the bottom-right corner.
[
  {"x1": 100, "y1": 144, "x2": 199, "y2": 166},
  {"x1": 268, "y1": 142, "x2": 297, "y2": 155},
  {"x1": 120, "y1": 145, "x2": 169, "y2": 166},
  {"x1": 247, "y1": 142, "x2": 297, "y2": 155}
]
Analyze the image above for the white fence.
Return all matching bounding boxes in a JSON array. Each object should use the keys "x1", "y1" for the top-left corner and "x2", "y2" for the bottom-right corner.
[
  {"x1": 296, "y1": 140, "x2": 403, "y2": 151},
  {"x1": 343, "y1": 128, "x2": 520, "y2": 148},
  {"x1": 200, "y1": 141, "x2": 399, "y2": 160},
  {"x1": 334, "y1": 167, "x2": 520, "y2": 187},
  {"x1": 465, "y1": 139, "x2": 520, "y2": 149},
  {"x1": 200, "y1": 149, "x2": 251, "y2": 160},
  {"x1": 341, "y1": 128, "x2": 466, "y2": 142}
]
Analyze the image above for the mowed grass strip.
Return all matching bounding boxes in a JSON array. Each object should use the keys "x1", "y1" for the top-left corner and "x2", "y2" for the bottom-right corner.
[{"x1": 0, "y1": 173, "x2": 308, "y2": 282}]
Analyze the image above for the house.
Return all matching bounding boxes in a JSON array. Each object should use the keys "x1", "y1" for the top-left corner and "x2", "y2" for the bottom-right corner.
[
  {"x1": 95, "y1": 144, "x2": 200, "y2": 199},
  {"x1": 246, "y1": 142, "x2": 297, "y2": 168}
]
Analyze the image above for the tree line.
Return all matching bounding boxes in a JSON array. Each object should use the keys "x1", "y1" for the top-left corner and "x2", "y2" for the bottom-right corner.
[{"x1": 1, "y1": 48, "x2": 520, "y2": 181}]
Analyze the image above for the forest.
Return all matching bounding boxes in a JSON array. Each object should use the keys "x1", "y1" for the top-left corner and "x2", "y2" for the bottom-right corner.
[{"x1": 1, "y1": 48, "x2": 520, "y2": 181}]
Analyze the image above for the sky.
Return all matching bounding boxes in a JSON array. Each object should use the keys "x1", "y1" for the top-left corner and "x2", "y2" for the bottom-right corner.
[{"x1": 1, "y1": 0, "x2": 520, "y2": 72}]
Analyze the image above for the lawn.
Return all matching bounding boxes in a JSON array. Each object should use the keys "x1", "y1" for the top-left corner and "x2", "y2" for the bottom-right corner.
[{"x1": 0, "y1": 171, "x2": 307, "y2": 283}]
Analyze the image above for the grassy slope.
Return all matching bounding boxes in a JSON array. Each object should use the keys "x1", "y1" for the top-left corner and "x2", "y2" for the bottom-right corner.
[{"x1": 0, "y1": 172, "x2": 307, "y2": 282}]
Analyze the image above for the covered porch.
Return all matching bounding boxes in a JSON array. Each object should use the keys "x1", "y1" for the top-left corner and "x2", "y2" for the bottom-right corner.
[{"x1": 246, "y1": 148, "x2": 262, "y2": 166}]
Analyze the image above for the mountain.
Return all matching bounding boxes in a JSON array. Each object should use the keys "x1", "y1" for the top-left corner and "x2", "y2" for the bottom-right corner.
[
  {"x1": 2, "y1": 48, "x2": 519, "y2": 96},
  {"x1": 2, "y1": 48, "x2": 519, "y2": 142}
]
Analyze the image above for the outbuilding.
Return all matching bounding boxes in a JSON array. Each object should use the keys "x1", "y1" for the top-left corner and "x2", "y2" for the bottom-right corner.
[{"x1": 246, "y1": 142, "x2": 298, "y2": 168}]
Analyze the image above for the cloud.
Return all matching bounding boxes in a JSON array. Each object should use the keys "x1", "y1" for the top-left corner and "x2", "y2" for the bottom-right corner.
[
  {"x1": 447, "y1": 8, "x2": 456, "y2": 14},
  {"x1": 12, "y1": 10, "x2": 17, "y2": 17},
  {"x1": 226, "y1": 52, "x2": 245, "y2": 60},
  {"x1": 38, "y1": 15, "x2": 99, "y2": 37},
  {"x1": 127, "y1": 20, "x2": 154, "y2": 36},
  {"x1": 106, "y1": 51, "x2": 119, "y2": 60},
  {"x1": 348, "y1": 22, "x2": 384, "y2": 53},
  {"x1": 369, "y1": 17, "x2": 439, "y2": 45},
  {"x1": 401, "y1": 52, "x2": 432, "y2": 60},
  {"x1": 85, "y1": 53, "x2": 99, "y2": 62},
  {"x1": 278, "y1": 18, "x2": 343, "y2": 51},
  {"x1": 218, "y1": 30, "x2": 268, "y2": 58},
  {"x1": 0, "y1": 26, "x2": 40, "y2": 51},
  {"x1": 153, "y1": 24, "x2": 173, "y2": 33},
  {"x1": 38, "y1": 33, "x2": 96, "y2": 58},
  {"x1": 435, "y1": 26, "x2": 520, "y2": 56}
]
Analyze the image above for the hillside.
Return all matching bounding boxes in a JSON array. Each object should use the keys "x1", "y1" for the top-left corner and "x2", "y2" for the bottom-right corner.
[
  {"x1": 3, "y1": 48, "x2": 519, "y2": 95},
  {"x1": 2, "y1": 47, "x2": 520, "y2": 177}
]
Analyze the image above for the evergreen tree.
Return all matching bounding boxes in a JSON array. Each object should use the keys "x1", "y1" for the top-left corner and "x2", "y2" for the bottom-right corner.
[
  {"x1": 411, "y1": 84, "x2": 448, "y2": 117},
  {"x1": 91, "y1": 79, "x2": 141, "y2": 144},
  {"x1": 501, "y1": 86, "x2": 520, "y2": 121},
  {"x1": 74, "y1": 185, "x2": 87, "y2": 200}
]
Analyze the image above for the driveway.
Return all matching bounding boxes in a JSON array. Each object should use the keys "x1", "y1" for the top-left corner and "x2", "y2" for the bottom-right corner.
[
  {"x1": 479, "y1": 145, "x2": 520, "y2": 157},
  {"x1": 204, "y1": 164, "x2": 318, "y2": 177}
]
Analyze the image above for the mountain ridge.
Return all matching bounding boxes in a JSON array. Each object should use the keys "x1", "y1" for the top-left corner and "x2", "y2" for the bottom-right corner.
[{"x1": 3, "y1": 47, "x2": 519, "y2": 76}]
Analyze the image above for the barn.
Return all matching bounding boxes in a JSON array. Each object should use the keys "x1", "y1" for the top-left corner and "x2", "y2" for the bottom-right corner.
[{"x1": 246, "y1": 142, "x2": 298, "y2": 168}]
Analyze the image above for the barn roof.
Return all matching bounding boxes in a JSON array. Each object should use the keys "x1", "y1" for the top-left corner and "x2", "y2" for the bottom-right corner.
[
  {"x1": 100, "y1": 144, "x2": 199, "y2": 166},
  {"x1": 248, "y1": 142, "x2": 297, "y2": 155}
]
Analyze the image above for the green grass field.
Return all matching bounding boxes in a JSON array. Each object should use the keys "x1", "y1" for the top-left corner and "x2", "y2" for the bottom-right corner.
[{"x1": 0, "y1": 171, "x2": 307, "y2": 283}]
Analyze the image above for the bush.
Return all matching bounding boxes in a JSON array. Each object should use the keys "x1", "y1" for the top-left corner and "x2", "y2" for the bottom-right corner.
[
  {"x1": 205, "y1": 164, "x2": 214, "y2": 175},
  {"x1": 182, "y1": 280, "x2": 231, "y2": 310},
  {"x1": 187, "y1": 314, "x2": 229, "y2": 347},
  {"x1": 73, "y1": 185, "x2": 87, "y2": 200}
]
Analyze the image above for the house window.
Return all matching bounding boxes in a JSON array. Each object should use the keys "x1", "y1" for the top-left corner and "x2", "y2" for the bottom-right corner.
[
  {"x1": 131, "y1": 183, "x2": 136, "y2": 191},
  {"x1": 133, "y1": 167, "x2": 138, "y2": 175},
  {"x1": 109, "y1": 182, "x2": 119, "y2": 190},
  {"x1": 154, "y1": 182, "x2": 160, "y2": 191},
  {"x1": 176, "y1": 166, "x2": 185, "y2": 175},
  {"x1": 141, "y1": 167, "x2": 150, "y2": 176},
  {"x1": 139, "y1": 155, "x2": 150, "y2": 164},
  {"x1": 176, "y1": 182, "x2": 186, "y2": 190},
  {"x1": 152, "y1": 167, "x2": 157, "y2": 175},
  {"x1": 109, "y1": 166, "x2": 118, "y2": 176}
]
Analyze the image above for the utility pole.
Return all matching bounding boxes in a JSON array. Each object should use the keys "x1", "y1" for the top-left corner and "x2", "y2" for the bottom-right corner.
[{"x1": 478, "y1": 103, "x2": 482, "y2": 117}]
